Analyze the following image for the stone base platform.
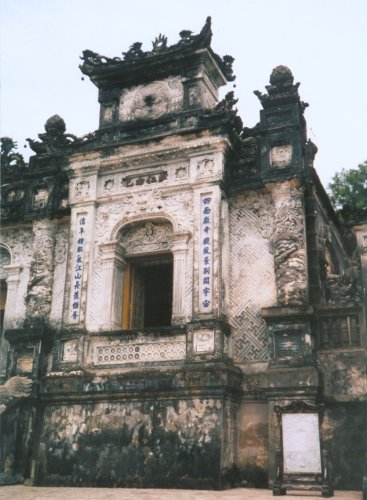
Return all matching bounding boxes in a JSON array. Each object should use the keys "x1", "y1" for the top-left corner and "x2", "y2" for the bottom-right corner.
[{"x1": 0, "y1": 486, "x2": 362, "y2": 500}]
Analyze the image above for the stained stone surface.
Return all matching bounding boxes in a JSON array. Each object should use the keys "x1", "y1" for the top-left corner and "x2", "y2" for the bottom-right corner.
[
  {"x1": 0, "y1": 17, "x2": 366, "y2": 494},
  {"x1": 36, "y1": 398, "x2": 224, "y2": 488}
]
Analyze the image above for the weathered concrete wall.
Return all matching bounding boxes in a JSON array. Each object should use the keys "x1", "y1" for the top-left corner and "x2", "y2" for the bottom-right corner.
[
  {"x1": 237, "y1": 403, "x2": 269, "y2": 487},
  {"x1": 220, "y1": 399, "x2": 238, "y2": 487},
  {"x1": 0, "y1": 402, "x2": 34, "y2": 485},
  {"x1": 322, "y1": 403, "x2": 366, "y2": 490},
  {"x1": 35, "y1": 398, "x2": 226, "y2": 489},
  {"x1": 317, "y1": 349, "x2": 367, "y2": 491},
  {"x1": 317, "y1": 349, "x2": 367, "y2": 399}
]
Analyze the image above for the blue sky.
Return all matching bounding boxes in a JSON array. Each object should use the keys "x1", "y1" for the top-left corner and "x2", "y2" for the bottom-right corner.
[{"x1": 1, "y1": 0, "x2": 367, "y2": 187}]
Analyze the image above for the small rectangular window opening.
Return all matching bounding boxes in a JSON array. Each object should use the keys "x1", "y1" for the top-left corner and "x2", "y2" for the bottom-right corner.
[{"x1": 122, "y1": 255, "x2": 173, "y2": 329}]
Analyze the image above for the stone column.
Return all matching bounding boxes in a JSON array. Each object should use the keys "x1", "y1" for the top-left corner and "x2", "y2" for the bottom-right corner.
[
  {"x1": 0, "y1": 264, "x2": 22, "y2": 379},
  {"x1": 263, "y1": 180, "x2": 314, "y2": 368},
  {"x1": 351, "y1": 222, "x2": 367, "y2": 336},
  {"x1": 3, "y1": 264, "x2": 22, "y2": 329},
  {"x1": 100, "y1": 241, "x2": 126, "y2": 330},
  {"x1": 25, "y1": 220, "x2": 56, "y2": 325},
  {"x1": 267, "y1": 179, "x2": 308, "y2": 306},
  {"x1": 171, "y1": 233, "x2": 190, "y2": 324}
]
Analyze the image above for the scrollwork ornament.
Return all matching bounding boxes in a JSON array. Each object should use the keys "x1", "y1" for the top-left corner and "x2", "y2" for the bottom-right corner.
[
  {"x1": 0, "y1": 376, "x2": 32, "y2": 413},
  {"x1": 269, "y1": 182, "x2": 307, "y2": 305},
  {"x1": 119, "y1": 220, "x2": 173, "y2": 256},
  {"x1": 25, "y1": 220, "x2": 56, "y2": 323},
  {"x1": 54, "y1": 227, "x2": 69, "y2": 265},
  {"x1": 0, "y1": 229, "x2": 33, "y2": 266}
]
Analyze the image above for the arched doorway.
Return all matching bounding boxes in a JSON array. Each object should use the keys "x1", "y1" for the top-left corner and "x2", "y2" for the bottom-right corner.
[{"x1": 118, "y1": 220, "x2": 174, "y2": 329}]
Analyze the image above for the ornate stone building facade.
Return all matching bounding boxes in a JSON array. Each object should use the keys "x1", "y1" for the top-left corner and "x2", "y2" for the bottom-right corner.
[{"x1": 1, "y1": 18, "x2": 366, "y2": 492}]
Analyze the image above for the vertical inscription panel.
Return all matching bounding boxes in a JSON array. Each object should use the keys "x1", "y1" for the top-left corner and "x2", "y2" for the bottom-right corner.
[
  {"x1": 69, "y1": 213, "x2": 88, "y2": 323},
  {"x1": 199, "y1": 194, "x2": 213, "y2": 313}
]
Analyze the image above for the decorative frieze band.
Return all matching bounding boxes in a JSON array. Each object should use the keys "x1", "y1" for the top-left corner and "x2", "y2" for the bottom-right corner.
[{"x1": 93, "y1": 338, "x2": 186, "y2": 365}]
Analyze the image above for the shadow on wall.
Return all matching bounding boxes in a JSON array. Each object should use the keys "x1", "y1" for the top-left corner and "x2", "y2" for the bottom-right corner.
[{"x1": 322, "y1": 403, "x2": 366, "y2": 490}]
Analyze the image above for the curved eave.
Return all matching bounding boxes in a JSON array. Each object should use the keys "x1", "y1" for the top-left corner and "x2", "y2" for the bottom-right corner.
[{"x1": 80, "y1": 45, "x2": 228, "y2": 89}]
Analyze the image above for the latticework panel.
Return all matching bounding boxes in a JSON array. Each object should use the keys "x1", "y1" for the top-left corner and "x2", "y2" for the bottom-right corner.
[{"x1": 229, "y1": 191, "x2": 277, "y2": 361}]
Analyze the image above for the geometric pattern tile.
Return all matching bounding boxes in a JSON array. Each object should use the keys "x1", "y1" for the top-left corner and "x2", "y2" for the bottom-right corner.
[
  {"x1": 229, "y1": 191, "x2": 277, "y2": 361},
  {"x1": 93, "y1": 339, "x2": 186, "y2": 365}
]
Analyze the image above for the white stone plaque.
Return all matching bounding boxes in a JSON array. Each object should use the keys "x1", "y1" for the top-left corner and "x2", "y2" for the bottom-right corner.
[
  {"x1": 282, "y1": 413, "x2": 322, "y2": 474},
  {"x1": 270, "y1": 145, "x2": 293, "y2": 168},
  {"x1": 193, "y1": 331, "x2": 215, "y2": 354},
  {"x1": 62, "y1": 340, "x2": 78, "y2": 362},
  {"x1": 16, "y1": 353, "x2": 33, "y2": 373}
]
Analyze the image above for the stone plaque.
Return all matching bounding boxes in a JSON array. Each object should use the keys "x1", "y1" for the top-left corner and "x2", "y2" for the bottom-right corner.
[
  {"x1": 62, "y1": 340, "x2": 78, "y2": 362},
  {"x1": 16, "y1": 351, "x2": 34, "y2": 373},
  {"x1": 270, "y1": 145, "x2": 293, "y2": 168},
  {"x1": 193, "y1": 331, "x2": 215, "y2": 354},
  {"x1": 282, "y1": 413, "x2": 322, "y2": 474},
  {"x1": 274, "y1": 331, "x2": 303, "y2": 358}
]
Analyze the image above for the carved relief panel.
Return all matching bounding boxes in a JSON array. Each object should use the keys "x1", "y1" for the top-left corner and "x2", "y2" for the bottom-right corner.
[
  {"x1": 69, "y1": 175, "x2": 97, "y2": 204},
  {"x1": 118, "y1": 220, "x2": 173, "y2": 256},
  {"x1": 190, "y1": 153, "x2": 224, "y2": 183},
  {"x1": 119, "y1": 77, "x2": 183, "y2": 122},
  {"x1": 95, "y1": 189, "x2": 193, "y2": 244},
  {"x1": 97, "y1": 161, "x2": 190, "y2": 200},
  {"x1": 25, "y1": 220, "x2": 56, "y2": 324},
  {"x1": 268, "y1": 179, "x2": 308, "y2": 305}
]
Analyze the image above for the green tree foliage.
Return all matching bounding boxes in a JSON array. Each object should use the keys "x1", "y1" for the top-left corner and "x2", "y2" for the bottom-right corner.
[{"x1": 328, "y1": 160, "x2": 367, "y2": 222}]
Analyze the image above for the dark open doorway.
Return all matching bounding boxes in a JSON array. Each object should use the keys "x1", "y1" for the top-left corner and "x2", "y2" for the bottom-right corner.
[{"x1": 122, "y1": 254, "x2": 173, "y2": 329}]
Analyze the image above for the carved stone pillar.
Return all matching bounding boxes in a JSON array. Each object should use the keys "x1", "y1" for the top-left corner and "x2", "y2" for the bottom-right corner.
[
  {"x1": 171, "y1": 232, "x2": 190, "y2": 324},
  {"x1": 100, "y1": 241, "x2": 126, "y2": 330},
  {"x1": 263, "y1": 180, "x2": 313, "y2": 367},
  {"x1": 0, "y1": 264, "x2": 22, "y2": 379},
  {"x1": 351, "y1": 222, "x2": 367, "y2": 333},
  {"x1": 25, "y1": 220, "x2": 56, "y2": 325},
  {"x1": 3, "y1": 264, "x2": 22, "y2": 329},
  {"x1": 267, "y1": 179, "x2": 308, "y2": 306}
]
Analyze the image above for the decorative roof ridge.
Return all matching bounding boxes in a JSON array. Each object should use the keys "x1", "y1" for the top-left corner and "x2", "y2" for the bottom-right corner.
[
  {"x1": 1, "y1": 137, "x2": 28, "y2": 178},
  {"x1": 79, "y1": 17, "x2": 235, "y2": 82},
  {"x1": 80, "y1": 17, "x2": 211, "y2": 69}
]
